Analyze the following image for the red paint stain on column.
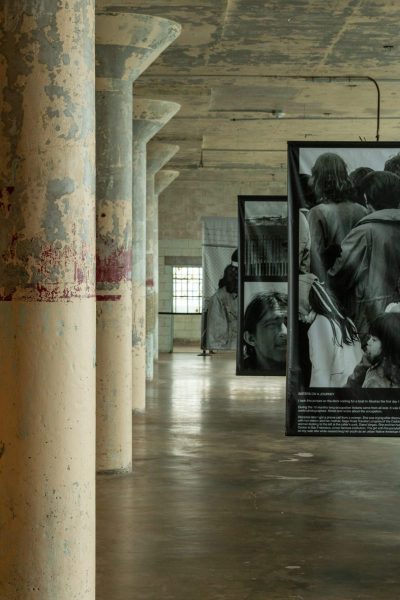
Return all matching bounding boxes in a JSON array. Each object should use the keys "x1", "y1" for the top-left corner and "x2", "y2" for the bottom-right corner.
[
  {"x1": 96, "y1": 249, "x2": 132, "y2": 284},
  {"x1": 96, "y1": 294, "x2": 122, "y2": 301},
  {"x1": 74, "y1": 263, "x2": 85, "y2": 284}
]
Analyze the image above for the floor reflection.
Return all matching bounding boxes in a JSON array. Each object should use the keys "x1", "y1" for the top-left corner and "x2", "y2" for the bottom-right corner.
[{"x1": 97, "y1": 351, "x2": 400, "y2": 600}]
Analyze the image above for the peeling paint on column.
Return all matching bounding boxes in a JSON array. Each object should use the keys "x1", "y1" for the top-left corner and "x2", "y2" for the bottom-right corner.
[
  {"x1": 95, "y1": 82, "x2": 133, "y2": 292},
  {"x1": 132, "y1": 99, "x2": 180, "y2": 412},
  {"x1": 146, "y1": 143, "x2": 179, "y2": 380},
  {"x1": 96, "y1": 248, "x2": 132, "y2": 284},
  {"x1": 153, "y1": 170, "x2": 180, "y2": 359},
  {"x1": 0, "y1": 2, "x2": 96, "y2": 599},
  {"x1": 95, "y1": 12, "x2": 181, "y2": 469},
  {"x1": 155, "y1": 170, "x2": 180, "y2": 198},
  {"x1": 96, "y1": 294, "x2": 122, "y2": 301},
  {"x1": 0, "y1": 2, "x2": 96, "y2": 304},
  {"x1": 98, "y1": 9, "x2": 181, "y2": 77}
]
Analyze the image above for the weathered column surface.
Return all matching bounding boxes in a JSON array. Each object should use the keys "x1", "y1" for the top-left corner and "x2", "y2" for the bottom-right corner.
[
  {"x1": 132, "y1": 100, "x2": 180, "y2": 412},
  {"x1": 95, "y1": 12, "x2": 180, "y2": 472},
  {"x1": 146, "y1": 143, "x2": 179, "y2": 380},
  {"x1": 153, "y1": 170, "x2": 180, "y2": 358},
  {"x1": 155, "y1": 170, "x2": 181, "y2": 197},
  {"x1": 0, "y1": 3, "x2": 96, "y2": 599}
]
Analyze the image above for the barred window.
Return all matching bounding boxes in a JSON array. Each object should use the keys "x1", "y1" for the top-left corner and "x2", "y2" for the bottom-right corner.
[{"x1": 173, "y1": 267, "x2": 202, "y2": 313}]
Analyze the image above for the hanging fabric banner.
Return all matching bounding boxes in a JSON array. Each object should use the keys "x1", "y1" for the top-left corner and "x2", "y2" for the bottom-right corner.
[
  {"x1": 237, "y1": 196, "x2": 288, "y2": 375},
  {"x1": 201, "y1": 216, "x2": 238, "y2": 351},
  {"x1": 287, "y1": 141, "x2": 400, "y2": 436}
]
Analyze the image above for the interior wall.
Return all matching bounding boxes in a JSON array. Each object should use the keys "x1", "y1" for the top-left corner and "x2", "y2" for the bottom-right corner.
[
  {"x1": 173, "y1": 314, "x2": 201, "y2": 344},
  {"x1": 159, "y1": 238, "x2": 202, "y2": 351},
  {"x1": 157, "y1": 177, "x2": 286, "y2": 350},
  {"x1": 159, "y1": 178, "x2": 287, "y2": 240},
  {"x1": 158, "y1": 262, "x2": 173, "y2": 352}
]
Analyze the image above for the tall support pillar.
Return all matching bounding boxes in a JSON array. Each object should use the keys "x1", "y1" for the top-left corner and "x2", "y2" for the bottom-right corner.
[
  {"x1": 146, "y1": 143, "x2": 179, "y2": 380},
  {"x1": 95, "y1": 12, "x2": 180, "y2": 472},
  {"x1": 154, "y1": 170, "x2": 180, "y2": 358},
  {"x1": 132, "y1": 100, "x2": 180, "y2": 413},
  {"x1": 0, "y1": 3, "x2": 96, "y2": 599}
]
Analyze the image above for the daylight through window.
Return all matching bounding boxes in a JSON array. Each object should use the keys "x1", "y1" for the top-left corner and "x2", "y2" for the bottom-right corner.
[{"x1": 173, "y1": 267, "x2": 203, "y2": 313}]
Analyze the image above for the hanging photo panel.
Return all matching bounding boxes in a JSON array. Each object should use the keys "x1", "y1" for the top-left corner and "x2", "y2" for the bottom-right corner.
[
  {"x1": 237, "y1": 196, "x2": 288, "y2": 375},
  {"x1": 201, "y1": 217, "x2": 238, "y2": 351},
  {"x1": 286, "y1": 141, "x2": 400, "y2": 436}
]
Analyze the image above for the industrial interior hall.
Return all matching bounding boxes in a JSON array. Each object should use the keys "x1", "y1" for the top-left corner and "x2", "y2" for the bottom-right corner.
[{"x1": 1, "y1": 1, "x2": 400, "y2": 599}]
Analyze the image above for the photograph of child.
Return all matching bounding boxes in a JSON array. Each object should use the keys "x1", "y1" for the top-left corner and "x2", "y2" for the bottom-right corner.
[{"x1": 293, "y1": 145, "x2": 400, "y2": 389}]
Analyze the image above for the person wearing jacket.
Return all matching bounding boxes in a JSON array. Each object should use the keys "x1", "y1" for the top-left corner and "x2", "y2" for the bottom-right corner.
[
  {"x1": 307, "y1": 152, "x2": 367, "y2": 283},
  {"x1": 329, "y1": 171, "x2": 400, "y2": 340},
  {"x1": 206, "y1": 253, "x2": 238, "y2": 350}
]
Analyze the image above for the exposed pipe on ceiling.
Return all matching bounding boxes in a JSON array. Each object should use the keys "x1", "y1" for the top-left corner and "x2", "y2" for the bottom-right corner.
[{"x1": 141, "y1": 74, "x2": 382, "y2": 141}]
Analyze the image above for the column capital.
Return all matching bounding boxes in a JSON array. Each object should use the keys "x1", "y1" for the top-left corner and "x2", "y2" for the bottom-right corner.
[
  {"x1": 95, "y1": 11, "x2": 181, "y2": 85},
  {"x1": 133, "y1": 98, "x2": 181, "y2": 145},
  {"x1": 147, "y1": 142, "x2": 180, "y2": 176},
  {"x1": 155, "y1": 170, "x2": 180, "y2": 196}
]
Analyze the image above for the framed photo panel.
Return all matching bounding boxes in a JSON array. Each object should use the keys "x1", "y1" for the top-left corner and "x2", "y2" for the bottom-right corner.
[
  {"x1": 237, "y1": 196, "x2": 288, "y2": 375},
  {"x1": 287, "y1": 141, "x2": 400, "y2": 436}
]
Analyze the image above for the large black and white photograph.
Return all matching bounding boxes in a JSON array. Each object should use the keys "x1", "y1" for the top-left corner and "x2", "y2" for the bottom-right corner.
[
  {"x1": 242, "y1": 199, "x2": 288, "y2": 278},
  {"x1": 237, "y1": 196, "x2": 288, "y2": 375},
  {"x1": 201, "y1": 217, "x2": 238, "y2": 352},
  {"x1": 287, "y1": 142, "x2": 400, "y2": 436},
  {"x1": 240, "y1": 282, "x2": 288, "y2": 375}
]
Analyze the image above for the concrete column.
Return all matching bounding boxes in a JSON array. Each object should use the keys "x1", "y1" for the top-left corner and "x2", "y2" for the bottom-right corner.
[
  {"x1": 155, "y1": 170, "x2": 181, "y2": 196},
  {"x1": 146, "y1": 143, "x2": 179, "y2": 380},
  {"x1": 0, "y1": 3, "x2": 96, "y2": 599},
  {"x1": 95, "y1": 12, "x2": 181, "y2": 472},
  {"x1": 132, "y1": 100, "x2": 180, "y2": 413},
  {"x1": 154, "y1": 170, "x2": 180, "y2": 358}
]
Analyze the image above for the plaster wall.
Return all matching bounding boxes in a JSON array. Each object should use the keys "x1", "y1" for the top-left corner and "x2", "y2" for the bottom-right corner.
[
  {"x1": 174, "y1": 314, "x2": 201, "y2": 343},
  {"x1": 158, "y1": 178, "x2": 286, "y2": 240}
]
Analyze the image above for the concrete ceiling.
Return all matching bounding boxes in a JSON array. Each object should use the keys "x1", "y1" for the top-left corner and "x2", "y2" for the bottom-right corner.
[{"x1": 100, "y1": 0, "x2": 400, "y2": 184}]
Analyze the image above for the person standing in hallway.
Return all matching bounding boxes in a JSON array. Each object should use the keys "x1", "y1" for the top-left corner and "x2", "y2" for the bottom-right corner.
[{"x1": 206, "y1": 250, "x2": 238, "y2": 351}]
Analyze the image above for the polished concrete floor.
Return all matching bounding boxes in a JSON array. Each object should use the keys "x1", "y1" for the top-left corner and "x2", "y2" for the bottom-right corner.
[{"x1": 97, "y1": 352, "x2": 400, "y2": 600}]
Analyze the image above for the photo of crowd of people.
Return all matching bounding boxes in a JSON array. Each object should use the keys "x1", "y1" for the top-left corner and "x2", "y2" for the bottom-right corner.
[{"x1": 292, "y1": 144, "x2": 400, "y2": 389}]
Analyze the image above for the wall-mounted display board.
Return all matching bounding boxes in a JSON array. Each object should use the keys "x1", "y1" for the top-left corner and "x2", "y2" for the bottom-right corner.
[
  {"x1": 286, "y1": 141, "x2": 400, "y2": 436},
  {"x1": 237, "y1": 196, "x2": 288, "y2": 375},
  {"x1": 201, "y1": 216, "x2": 238, "y2": 351}
]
